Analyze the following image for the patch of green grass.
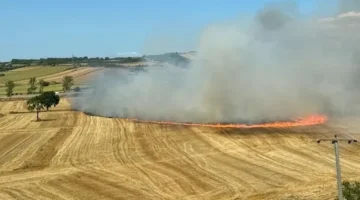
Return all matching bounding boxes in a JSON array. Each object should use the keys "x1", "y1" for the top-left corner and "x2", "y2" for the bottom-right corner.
[
  {"x1": 0, "y1": 84, "x2": 60, "y2": 95},
  {"x1": 43, "y1": 84, "x2": 64, "y2": 92},
  {"x1": 0, "y1": 83, "x2": 88, "y2": 96},
  {"x1": 0, "y1": 66, "x2": 73, "y2": 83}
]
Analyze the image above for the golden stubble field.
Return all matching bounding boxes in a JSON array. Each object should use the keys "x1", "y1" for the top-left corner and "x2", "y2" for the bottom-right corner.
[{"x1": 0, "y1": 99, "x2": 359, "y2": 200}]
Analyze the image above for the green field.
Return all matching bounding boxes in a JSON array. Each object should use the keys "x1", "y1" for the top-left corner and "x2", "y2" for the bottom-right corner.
[
  {"x1": 0, "y1": 66, "x2": 73, "y2": 83},
  {"x1": 0, "y1": 66, "x2": 83, "y2": 96},
  {"x1": 0, "y1": 83, "x2": 88, "y2": 96},
  {"x1": 0, "y1": 83, "x2": 64, "y2": 95}
]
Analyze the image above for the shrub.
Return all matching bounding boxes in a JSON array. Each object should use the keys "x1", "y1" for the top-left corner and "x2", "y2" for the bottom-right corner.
[
  {"x1": 335, "y1": 181, "x2": 360, "y2": 200},
  {"x1": 74, "y1": 86, "x2": 81, "y2": 92},
  {"x1": 40, "y1": 81, "x2": 50, "y2": 87}
]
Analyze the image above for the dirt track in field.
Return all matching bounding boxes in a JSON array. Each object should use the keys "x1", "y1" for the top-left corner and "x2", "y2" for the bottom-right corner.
[
  {"x1": 0, "y1": 100, "x2": 359, "y2": 200},
  {"x1": 10, "y1": 67, "x2": 41, "y2": 72},
  {"x1": 36, "y1": 67, "x2": 104, "y2": 83},
  {"x1": 15, "y1": 67, "x2": 104, "y2": 84}
]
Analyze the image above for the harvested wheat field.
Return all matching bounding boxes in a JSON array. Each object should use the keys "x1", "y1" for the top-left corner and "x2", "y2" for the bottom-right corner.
[
  {"x1": 15, "y1": 67, "x2": 104, "y2": 85},
  {"x1": 0, "y1": 99, "x2": 359, "y2": 200}
]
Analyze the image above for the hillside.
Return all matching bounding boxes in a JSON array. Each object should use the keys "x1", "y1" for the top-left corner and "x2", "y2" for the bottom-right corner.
[
  {"x1": 0, "y1": 51, "x2": 196, "y2": 72},
  {"x1": 145, "y1": 52, "x2": 191, "y2": 67},
  {"x1": 0, "y1": 51, "x2": 197, "y2": 96},
  {"x1": 0, "y1": 66, "x2": 102, "y2": 95}
]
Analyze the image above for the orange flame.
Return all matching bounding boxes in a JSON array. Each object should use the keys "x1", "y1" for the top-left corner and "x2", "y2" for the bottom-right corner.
[{"x1": 126, "y1": 114, "x2": 328, "y2": 128}]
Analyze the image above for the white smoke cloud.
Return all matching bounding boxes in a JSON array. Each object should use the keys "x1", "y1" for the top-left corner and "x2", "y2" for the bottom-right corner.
[
  {"x1": 72, "y1": 3, "x2": 360, "y2": 124},
  {"x1": 338, "y1": 0, "x2": 360, "y2": 13},
  {"x1": 116, "y1": 52, "x2": 142, "y2": 57}
]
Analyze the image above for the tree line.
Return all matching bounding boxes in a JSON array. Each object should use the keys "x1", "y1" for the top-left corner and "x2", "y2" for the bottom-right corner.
[
  {"x1": 1, "y1": 52, "x2": 190, "y2": 72},
  {"x1": 7, "y1": 56, "x2": 144, "y2": 66},
  {"x1": 0, "y1": 64, "x2": 25, "y2": 72},
  {"x1": 11, "y1": 57, "x2": 102, "y2": 66},
  {"x1": 4, "y1": 76, "x2": 75, "y2": 97},
  {"x1": 3, "y1": 75, "x2": 78, "y2": 121},
  {"x1": 1, "y1": 52, "x2": 192, "y2": 75}
]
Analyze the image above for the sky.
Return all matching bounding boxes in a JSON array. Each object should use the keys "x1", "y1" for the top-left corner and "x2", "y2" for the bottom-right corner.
[{"x1": 0, "y1": 0, "x2": 339, "y2": 61}]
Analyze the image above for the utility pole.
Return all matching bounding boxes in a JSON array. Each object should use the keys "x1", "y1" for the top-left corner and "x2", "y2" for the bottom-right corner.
[{"x1": 317, "y1": 135, "x2": 357, "y2": 200}]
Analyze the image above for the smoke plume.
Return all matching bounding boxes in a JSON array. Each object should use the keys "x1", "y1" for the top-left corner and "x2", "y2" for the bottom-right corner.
[
  {"x1": 338, "y1": 0, "x2": 360, "y2": 13},
  {"x1": 72, "y1": 1, "x2": 360, "y2": 124}
]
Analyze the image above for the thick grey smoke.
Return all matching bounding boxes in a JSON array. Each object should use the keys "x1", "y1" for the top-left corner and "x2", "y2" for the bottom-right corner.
[
  {"x1": 338, "y1": 0, "x2": 360, "y2": 13},
  {"x1": 72, "y1": 3, "x2": 360, "y2": 123}
]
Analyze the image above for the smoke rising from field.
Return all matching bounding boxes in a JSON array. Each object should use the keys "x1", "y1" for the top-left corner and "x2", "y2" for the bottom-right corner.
[
  {"x1": 338, "y1": 0, "x2": 360, "y2": 13},
  {"x1": 73, "y1": 1, "x2": 360, "y2": 123}
]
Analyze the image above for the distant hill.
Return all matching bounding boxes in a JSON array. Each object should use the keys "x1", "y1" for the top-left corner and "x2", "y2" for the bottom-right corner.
[
  {"x1": 0, "y1": 51, "x2": 197, "y2": 71},
  {"x1": 179, "y1": 51, "x2": 196, "y2": 60},
  {"x1": 145, "y1": 52, "x2": 191, "y2": 67}
]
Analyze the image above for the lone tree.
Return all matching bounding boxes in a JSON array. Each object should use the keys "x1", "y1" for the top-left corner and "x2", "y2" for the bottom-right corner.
[
  {"x1": 27, "y1": 77, "x2": 37, "y2": 94},
  {"x1": 27, "y1": 91, "x2": 60, "y2": 120},
  {"x1": 27, "y1": 96, "x2": 45, "y2": 121},
  {"x1": 40, "y1": 91, "x2": 60, "y2": 111},
  {"x1": 5, "y1": 80, "x2": 15, "y2": 97},
  {"x1": 62, "y1": 76, "x2": 74, "y2": 92}
]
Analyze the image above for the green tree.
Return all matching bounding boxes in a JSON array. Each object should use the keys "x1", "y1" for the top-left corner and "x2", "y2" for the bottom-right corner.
[
  {"x1": 38, "y1": 79, "x2": 49, "y2": 93},
  {"x1": 38, "y1": 79, "x2": 45, "y2": 93},
  {"x1": 5, "y1": 80, "x2": 15, "y2": 97},
  {"x1": 27, "y1": 77, "x2": 37, "y2": 94},
  {"x1": 335, "y1": 181, "x2": 360, "y2": 200},
  {"x1": 39, "y1": 91, "x2": 60, "y2": 111},
  {"x1": 27, "y1": 96, "x2": 44, "y2": 121},
  {"x1": 29, "y1": 77, "x2": 36, "y2": 85},
  {"x1": 62, "y1": 76, "x2": 74, "y2": 92}
]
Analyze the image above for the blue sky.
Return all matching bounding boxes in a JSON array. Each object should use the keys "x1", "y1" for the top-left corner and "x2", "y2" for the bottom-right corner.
[{"x1": 0, "y1": 0, "x2": 337, "y2": 61}]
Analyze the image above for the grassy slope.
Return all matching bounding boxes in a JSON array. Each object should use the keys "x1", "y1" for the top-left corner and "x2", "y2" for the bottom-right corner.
[
  {"x1": 0, "y1": 66, "x2": 88, "y2": 96},
  {"x1": 0, "y1": 83, "x2": 64, "y2": 95},
  {"x1": 0, "y1": 66, "x2": 72, "y2": 83}
]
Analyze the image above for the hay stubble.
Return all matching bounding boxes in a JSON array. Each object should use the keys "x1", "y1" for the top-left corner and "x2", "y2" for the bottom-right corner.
[{"x1": 0, "y1": 100, "x2": 359, "y2": 199}]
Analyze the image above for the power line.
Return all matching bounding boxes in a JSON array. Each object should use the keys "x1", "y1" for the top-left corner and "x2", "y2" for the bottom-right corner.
[{"x1": 317, "y1": 134, "x2": 357, "y2": 200}]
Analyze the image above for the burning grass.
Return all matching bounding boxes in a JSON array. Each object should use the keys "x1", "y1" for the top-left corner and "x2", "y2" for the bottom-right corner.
[{"x1": 84, "y1": 112, "x2": 328, "y2": 128}]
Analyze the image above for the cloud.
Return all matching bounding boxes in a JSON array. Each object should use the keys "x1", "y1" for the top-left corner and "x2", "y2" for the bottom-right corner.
[
  {"x1": 317, "y1": 11, "x2": 360, "y2": 40},
  {"x1": 319, "y1": 11, "x2": 360, "y2": 22},
  {"x1": 116, "y1": 52, "x2": 142, "y2": 57},
  {"x1": 339, "y1": 11, "x2": 360, "y2": 18}
]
